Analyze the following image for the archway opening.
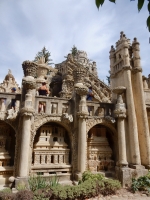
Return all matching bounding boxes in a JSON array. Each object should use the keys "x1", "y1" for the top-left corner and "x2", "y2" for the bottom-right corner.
[
  {"x1": 0, "y1": 120, "x2": 16, "y2": 185},
  {"x1": 87, "y1": 124, "x2": 116, "y2": 175},
  {"x1": 31, "y1": 122, "x2": 72, "y2": 181}
]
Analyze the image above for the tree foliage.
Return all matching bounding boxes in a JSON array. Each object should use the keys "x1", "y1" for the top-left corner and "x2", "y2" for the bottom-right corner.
[
  {"x1": 34, "y1": 46, "x2": 53, "y2": 65},
  {"x1": 95, "y1": 0, "x2": 150, "y2": 32},
  {"x1": 71, "y1": 45, "x2": 78, "y2": 56}
]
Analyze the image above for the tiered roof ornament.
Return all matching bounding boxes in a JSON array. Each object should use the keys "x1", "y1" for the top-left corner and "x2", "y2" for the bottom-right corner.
[{"x1": 0, "y1": 70, "x2": 21, "y2": 93}]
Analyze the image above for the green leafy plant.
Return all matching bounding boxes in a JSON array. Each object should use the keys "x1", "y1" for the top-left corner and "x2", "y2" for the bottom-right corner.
[
  {"x1": 49, "y1": 175, "x2": 59, "y2": 187},
  {"x1": 50, "y1": 171, "x2": 121, "y2": 200},
  {"x1": 71, "y1": 45, "x2": 78, "y2": 57},
  {"x1": 79, "y1": 170, "x2": 104, "y2": 184},
  {"x1": 131, "y1": 174, "x2": 150, "y2": 193},
  {"x1": 28, "y1": 174, "x2": 59, "y2": 192},
  {"x1": 16, "y1": 182, "x2": 28, "y2": 191},
  {"x1": 28, "y1": 175, "x2": 48, "y2": 192},
  {"x1": 99, "y1": 179, "x2": 121, "y2": 196},
  {"x1": 0, "y1": 188, "x2": 12, "y2": 193}
]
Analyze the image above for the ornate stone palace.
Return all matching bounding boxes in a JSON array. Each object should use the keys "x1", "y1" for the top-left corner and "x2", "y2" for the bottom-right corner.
[{"x1": 0, "y1": 32, "x2": 150, "y2": 187}]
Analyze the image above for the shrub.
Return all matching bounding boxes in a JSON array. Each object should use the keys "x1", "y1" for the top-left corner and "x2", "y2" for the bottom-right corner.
[
  {"x1": 14, "y1": 190, "x2": 33, "y2": 200},
  {"x1": 51, "y1": 180, "x2": 98, "y2": 200},
  {"x1": 79, "y1": 171, "x2": 104, "y2": 184},
  {"x1": 131, "y1": 175, "x2": 150, "y2": 193},
  {"x1": 33, "y1": 189, "x2": 52, "y2": 200},
  {"x1": 0, "y1": 192, "x2": 15, "y2": 200},
  {"x1": 99, "y1": 179, "x2": 121, "y2": 196}
]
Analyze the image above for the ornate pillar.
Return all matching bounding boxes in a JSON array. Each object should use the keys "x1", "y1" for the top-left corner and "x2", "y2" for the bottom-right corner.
[
  {"x1": 18, "y1": 108, "x2": 34, "y2": 177},
  {"x1": 75, "y1": 86, "x2": 88, "y2": 173},
  {"x1": 17, "y1": 61, "x2": 36, "y2": 178},
  {"x1": 132, "y1": 38, "x2": 150, "y2": 167},
  {"x1": 114, "y1": 90, "x2": 128, "y2": 167}
]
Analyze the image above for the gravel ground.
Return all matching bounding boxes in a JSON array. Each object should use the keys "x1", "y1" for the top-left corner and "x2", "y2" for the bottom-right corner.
[{"x1": 88, "y1": 188, "x2": 150, "y2": 199}]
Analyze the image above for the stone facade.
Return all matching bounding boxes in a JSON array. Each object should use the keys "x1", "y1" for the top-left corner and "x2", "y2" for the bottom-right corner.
[{"x1": 0, "y1": 32, "x2": 150, "y2": 187}]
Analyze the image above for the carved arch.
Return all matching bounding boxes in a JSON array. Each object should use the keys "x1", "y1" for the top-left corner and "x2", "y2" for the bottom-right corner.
[
  {"x1": 32, "y1": 116, "x2": 72, "y2": 146},
  {"x1": 0, "y1": 119, "x2": 17, "y2": 133},
  {"x1": 86, "y1": 118, "x2": 118, "y2": 163},
  {"x1": 86, "y1": 118, "x2": 117, "y2": 137},
  {"x1": 29, "y1": 116, "x2": 74, "y2": 174}
]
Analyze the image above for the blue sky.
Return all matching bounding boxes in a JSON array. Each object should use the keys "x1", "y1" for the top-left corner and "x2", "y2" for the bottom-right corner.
[{"x1": 0, "y1": 0, "x2": 149, "y2": 86}]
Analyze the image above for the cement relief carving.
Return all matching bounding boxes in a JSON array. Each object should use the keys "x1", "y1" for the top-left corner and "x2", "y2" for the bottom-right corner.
[
  {"x1": 62, "y1": 113, "x2": 73, "y2": 124},
  {"x1": 98, "y1": 108, "x2": 104, "y2": 117},
  {"x1": 7, "y1": 101, "x2": 20, "y2": 120},
  {"x1": 0, "y1": 99, "x2": 6, "y2": 120}
]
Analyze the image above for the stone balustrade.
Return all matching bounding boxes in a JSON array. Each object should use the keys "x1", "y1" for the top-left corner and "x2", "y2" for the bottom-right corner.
[
  {"x1": 35, "y1": 96, "x2": 70, "y2": 115},
  {"x1": 86, "y1": 101, "x2": 115, "y2": 117}
]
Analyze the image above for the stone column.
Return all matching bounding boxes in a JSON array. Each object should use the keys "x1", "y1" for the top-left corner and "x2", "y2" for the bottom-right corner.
[
  {"x1": 78, "y1": 115, "x2": 87, "y2": 172},
  {"x1": 132, "y1": 38, "x2": 150, "y2": 167},
  {"x1": 114, "y1": 93, "x2": 128, "y2": 167},
  {"x1": 18, "y1": 108, "x2": 34, "y2": 177},
  {"x1": 75, "y1": 86, "x2": 88, "y2": 173},
  {"x1": 17, "y1": 62, "x2": 36, "y2": 179},
  {"x1": 123, "y1": 69, "x2": 141, "y2": 165}
]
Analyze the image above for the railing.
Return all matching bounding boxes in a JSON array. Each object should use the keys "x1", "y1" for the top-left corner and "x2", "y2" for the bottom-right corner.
[
  {"x1": 86, "y1": 101, "x2": 115, "y2": 117},
  {"x1": 0, "y1": 92, "x2": 21, "y2": 111},
  {"x1": 35, "y1": 96, "x2": 70, "y2": 115}
]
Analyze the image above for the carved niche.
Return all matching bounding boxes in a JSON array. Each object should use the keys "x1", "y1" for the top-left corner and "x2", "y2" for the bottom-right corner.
[
  {"x1": 87, "y1": 126, "x2": 114, "y2": 172},
  {"x1": 31, "y1": 124, "x2": 71, "y2": 177}
]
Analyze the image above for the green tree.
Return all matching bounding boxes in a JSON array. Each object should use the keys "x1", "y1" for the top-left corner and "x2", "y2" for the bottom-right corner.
[
  {"x1": 95, "y1": 0, "x2": 150, "y2": 32},
  {"x1": 71, "y1": 45, "x2": 78, "y2": 56},
  {"x1": 34, "y1": 46, "x2": 53, "y2": 65}
]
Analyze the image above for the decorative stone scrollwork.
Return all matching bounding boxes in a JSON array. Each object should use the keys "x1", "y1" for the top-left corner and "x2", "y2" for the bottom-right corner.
[
  {"x1": 73, "y1": 67, "x2": 86, "y2": 84},
  {"x1": 114, "y1": 95, "x2": 126, "y2": 118},
  {"x1": 7, "y1": 109, "x2": 18, "y2": 120},
  {"x1": 7, "y1": 101, "x2": 20, "y2": 120},
  {"x1": 75, "y1": 85, "x2": 88, "y2": 97},
  {"x1": 132, "y1": 67, "x2": 142, "y2": 74},
  {"x1": 0, "y1": 112, "x2": 6, "y2": 120},
  {"x1": 22, "y1": 61, "x2": 38, "y2": 77},
  {"x1": 20, "y1": 107, "x2": 35, "y2": 117},
  {"x1": 75, "y1": 85, "x2": 89, "y2": 115},
  {"x1": 105, "y1": 116, "x2": 115, "y2": 123},
  {"x1": 62, "y1": 113, "x2": 73, "y2": 124},
  {"x1": 22, "y1": 77, "x2": 36, "y2": 90}
]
